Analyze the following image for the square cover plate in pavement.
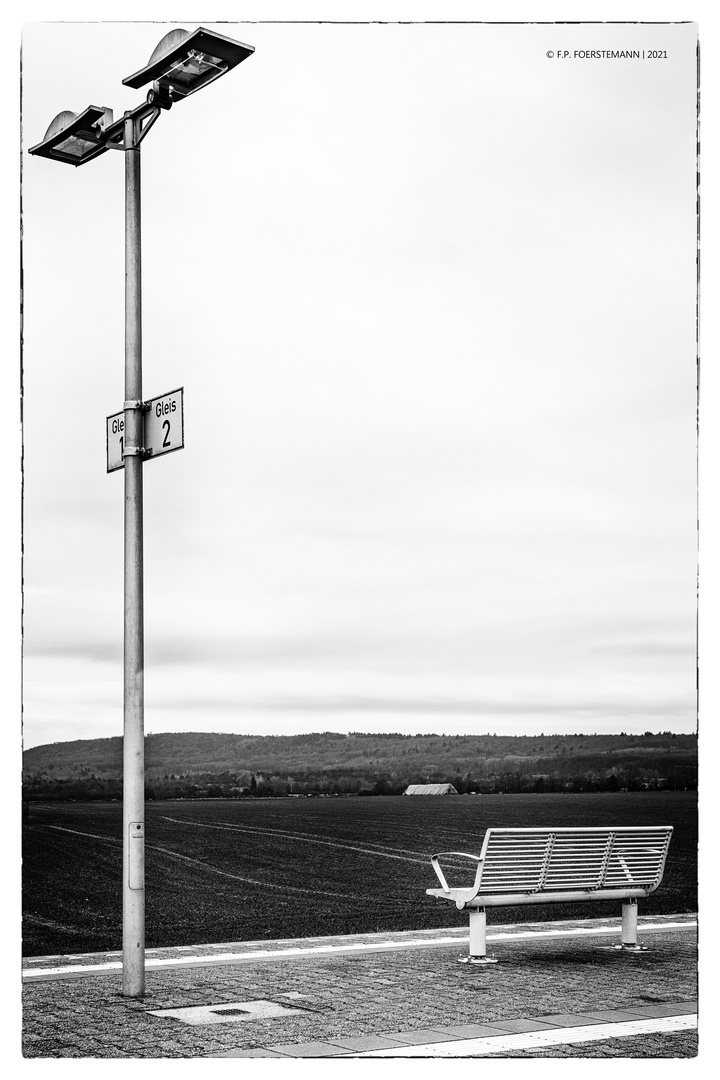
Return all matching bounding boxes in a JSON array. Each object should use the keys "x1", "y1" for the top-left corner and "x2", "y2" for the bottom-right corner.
[{"x1": 148, "y1": 1000, "x2": 305, "y2": 1025}]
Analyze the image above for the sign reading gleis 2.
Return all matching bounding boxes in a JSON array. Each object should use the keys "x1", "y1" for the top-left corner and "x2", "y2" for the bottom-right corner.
[{"x1": 107, "y1": 388, "x2": 184, "y2": 472}]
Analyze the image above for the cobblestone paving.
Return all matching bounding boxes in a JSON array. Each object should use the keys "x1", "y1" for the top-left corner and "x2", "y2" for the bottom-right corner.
[{"x1": 22, "y1": 920, "x2": 698, "y2": 1059}]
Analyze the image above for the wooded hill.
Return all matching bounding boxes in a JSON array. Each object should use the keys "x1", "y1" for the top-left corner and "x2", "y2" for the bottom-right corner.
[{"x1": 23, "y1": 730, "x2": 697, "y2": 800}]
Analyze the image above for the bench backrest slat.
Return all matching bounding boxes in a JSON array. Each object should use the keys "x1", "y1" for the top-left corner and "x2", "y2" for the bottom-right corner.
[{"x1": 476, "y1": 826, "x2": 672, "y2": 894}]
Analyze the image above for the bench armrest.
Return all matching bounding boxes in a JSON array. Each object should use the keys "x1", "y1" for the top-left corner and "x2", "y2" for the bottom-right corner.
[{"x1": 430, "y1": 851, "x2": 484, "y2": 895}]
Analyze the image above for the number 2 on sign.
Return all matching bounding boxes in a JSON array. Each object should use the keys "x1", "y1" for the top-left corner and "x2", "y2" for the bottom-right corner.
[{"x1": 162, "y1": 420, "x2": 171, "y2": 447}]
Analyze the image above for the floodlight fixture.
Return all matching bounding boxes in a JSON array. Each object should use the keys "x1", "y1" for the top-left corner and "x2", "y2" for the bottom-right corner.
[
  {"x1": 28, "y1": 105, "x2": 115, "y2": 166},
  {"x1": 122, "y1": 26, "x2": 254, "y2": 101}
]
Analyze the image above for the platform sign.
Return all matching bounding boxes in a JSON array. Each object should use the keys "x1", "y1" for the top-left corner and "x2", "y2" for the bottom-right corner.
[
  {"x1": 106, "y1": 410, "x2": 126, "y2": 472},
  {"x1": 106, "y1": 388, "x2": 184, "y2": 473},
  {"x1": 144, "y1": 388, "x2": 184, "y2": 461}
]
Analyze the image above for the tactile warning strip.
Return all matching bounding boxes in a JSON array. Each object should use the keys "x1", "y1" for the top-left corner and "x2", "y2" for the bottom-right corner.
[
  {"x1": 209, "y1": 1006, "x2": 697, "y2": 1057},
  {"x1": 347, "y1": 1013, "x2": 698, "y2": 1057},
  {"x1": 22, "y1": 919, "x2": 697, "y2": 980}
]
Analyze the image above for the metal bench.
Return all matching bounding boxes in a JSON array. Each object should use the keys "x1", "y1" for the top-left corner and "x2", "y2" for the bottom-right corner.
[{"x1": 427, "y1": 825, "x2": 673, "y2": 964}]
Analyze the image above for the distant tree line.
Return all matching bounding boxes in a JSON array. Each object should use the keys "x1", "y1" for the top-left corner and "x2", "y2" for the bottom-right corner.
[
  {"x1": 23, "y1": 757, "x2": 697, "y2": 802},
  {"x1": 23, "y1": 729, "x2": 695, "y2": 776}
]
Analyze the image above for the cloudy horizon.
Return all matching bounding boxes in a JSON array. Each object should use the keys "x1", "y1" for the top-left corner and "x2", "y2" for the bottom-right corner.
[{"x1": 22, "y1": 19, "x2": 698, "y2": 750}]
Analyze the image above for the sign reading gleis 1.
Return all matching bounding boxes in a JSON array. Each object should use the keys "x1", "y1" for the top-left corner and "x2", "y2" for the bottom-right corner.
[{"x1": 107, "y1": 388, "x2": 184, "y2": 472}]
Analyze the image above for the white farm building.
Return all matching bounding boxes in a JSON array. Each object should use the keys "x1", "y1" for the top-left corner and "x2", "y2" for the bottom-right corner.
[{"x1": 402, "y1": 783, "x2": 459, "y2": 796}]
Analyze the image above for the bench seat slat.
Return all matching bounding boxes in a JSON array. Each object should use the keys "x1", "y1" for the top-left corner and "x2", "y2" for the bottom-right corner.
[
  {"x1": 487, "y1": 827, "x2": 668, "y2": 834},
  {"x1": 427, "y1": 886, "x2": 653, "y2": 907}
]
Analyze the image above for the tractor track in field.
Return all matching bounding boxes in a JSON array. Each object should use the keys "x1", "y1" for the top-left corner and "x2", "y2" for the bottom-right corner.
[
  {"x1": 160, "y1": 815, "x2": 430, "y2": 865},
  {"x1": 44, "y1": 824, "x2": 387, "y2": 903}
]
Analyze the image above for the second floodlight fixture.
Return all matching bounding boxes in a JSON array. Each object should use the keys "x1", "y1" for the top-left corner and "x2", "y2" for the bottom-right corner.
[{"x1": 123, "y1": 26, "x2": 255, "y2": 102}]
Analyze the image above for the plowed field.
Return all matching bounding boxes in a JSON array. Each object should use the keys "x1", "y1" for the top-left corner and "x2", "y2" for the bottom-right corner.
[{"x1": 22, "y1": 791, "x2": 696, "y2": 956}]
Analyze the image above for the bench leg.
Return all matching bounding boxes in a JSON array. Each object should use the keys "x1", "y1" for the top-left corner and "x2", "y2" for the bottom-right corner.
[
  {"x1": 620, "y1": 899, "x2": 647, "y2": 952},
  {"x1": 599, "y1": 899, "x2": 648, "y2": 952},
  {"x1": 458, "y1": 907, "x2": 499, "y2": 965}
]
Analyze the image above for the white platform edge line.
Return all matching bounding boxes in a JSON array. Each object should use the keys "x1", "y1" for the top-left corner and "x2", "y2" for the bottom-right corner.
[
  {"x1": 22, "y1": 920, "x2": 697, "y2": 978},
  {"x1": 348, "y1": 1013, "x2": 698, "y2": 1057}
]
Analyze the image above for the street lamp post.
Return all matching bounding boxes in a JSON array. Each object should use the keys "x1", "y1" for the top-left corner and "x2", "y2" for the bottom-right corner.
[
  {"x1": 123, "y1": 108, "x2": 146, "y2": 996},
  {"x1": 29, "y1": 26, "x2": 254, "y2": 998}
]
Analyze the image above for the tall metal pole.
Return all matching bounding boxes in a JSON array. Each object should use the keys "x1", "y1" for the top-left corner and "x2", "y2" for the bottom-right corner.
[
  {"x1": 122, "y1": 112, "x2": 145, "y2": 999},
  {"x1": 29, "y1": 26, "x2": 253, "y2": 1003}
]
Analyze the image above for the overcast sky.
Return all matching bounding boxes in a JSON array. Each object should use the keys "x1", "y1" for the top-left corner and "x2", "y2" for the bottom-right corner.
[{"x1": 20, "y1": 15, "x2": 699, "y2": 750}]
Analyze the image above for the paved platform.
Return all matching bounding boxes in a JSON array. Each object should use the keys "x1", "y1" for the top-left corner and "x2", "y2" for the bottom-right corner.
[{"x1": 22, "y1": 914, "x2": 698, "y2": 1059}]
